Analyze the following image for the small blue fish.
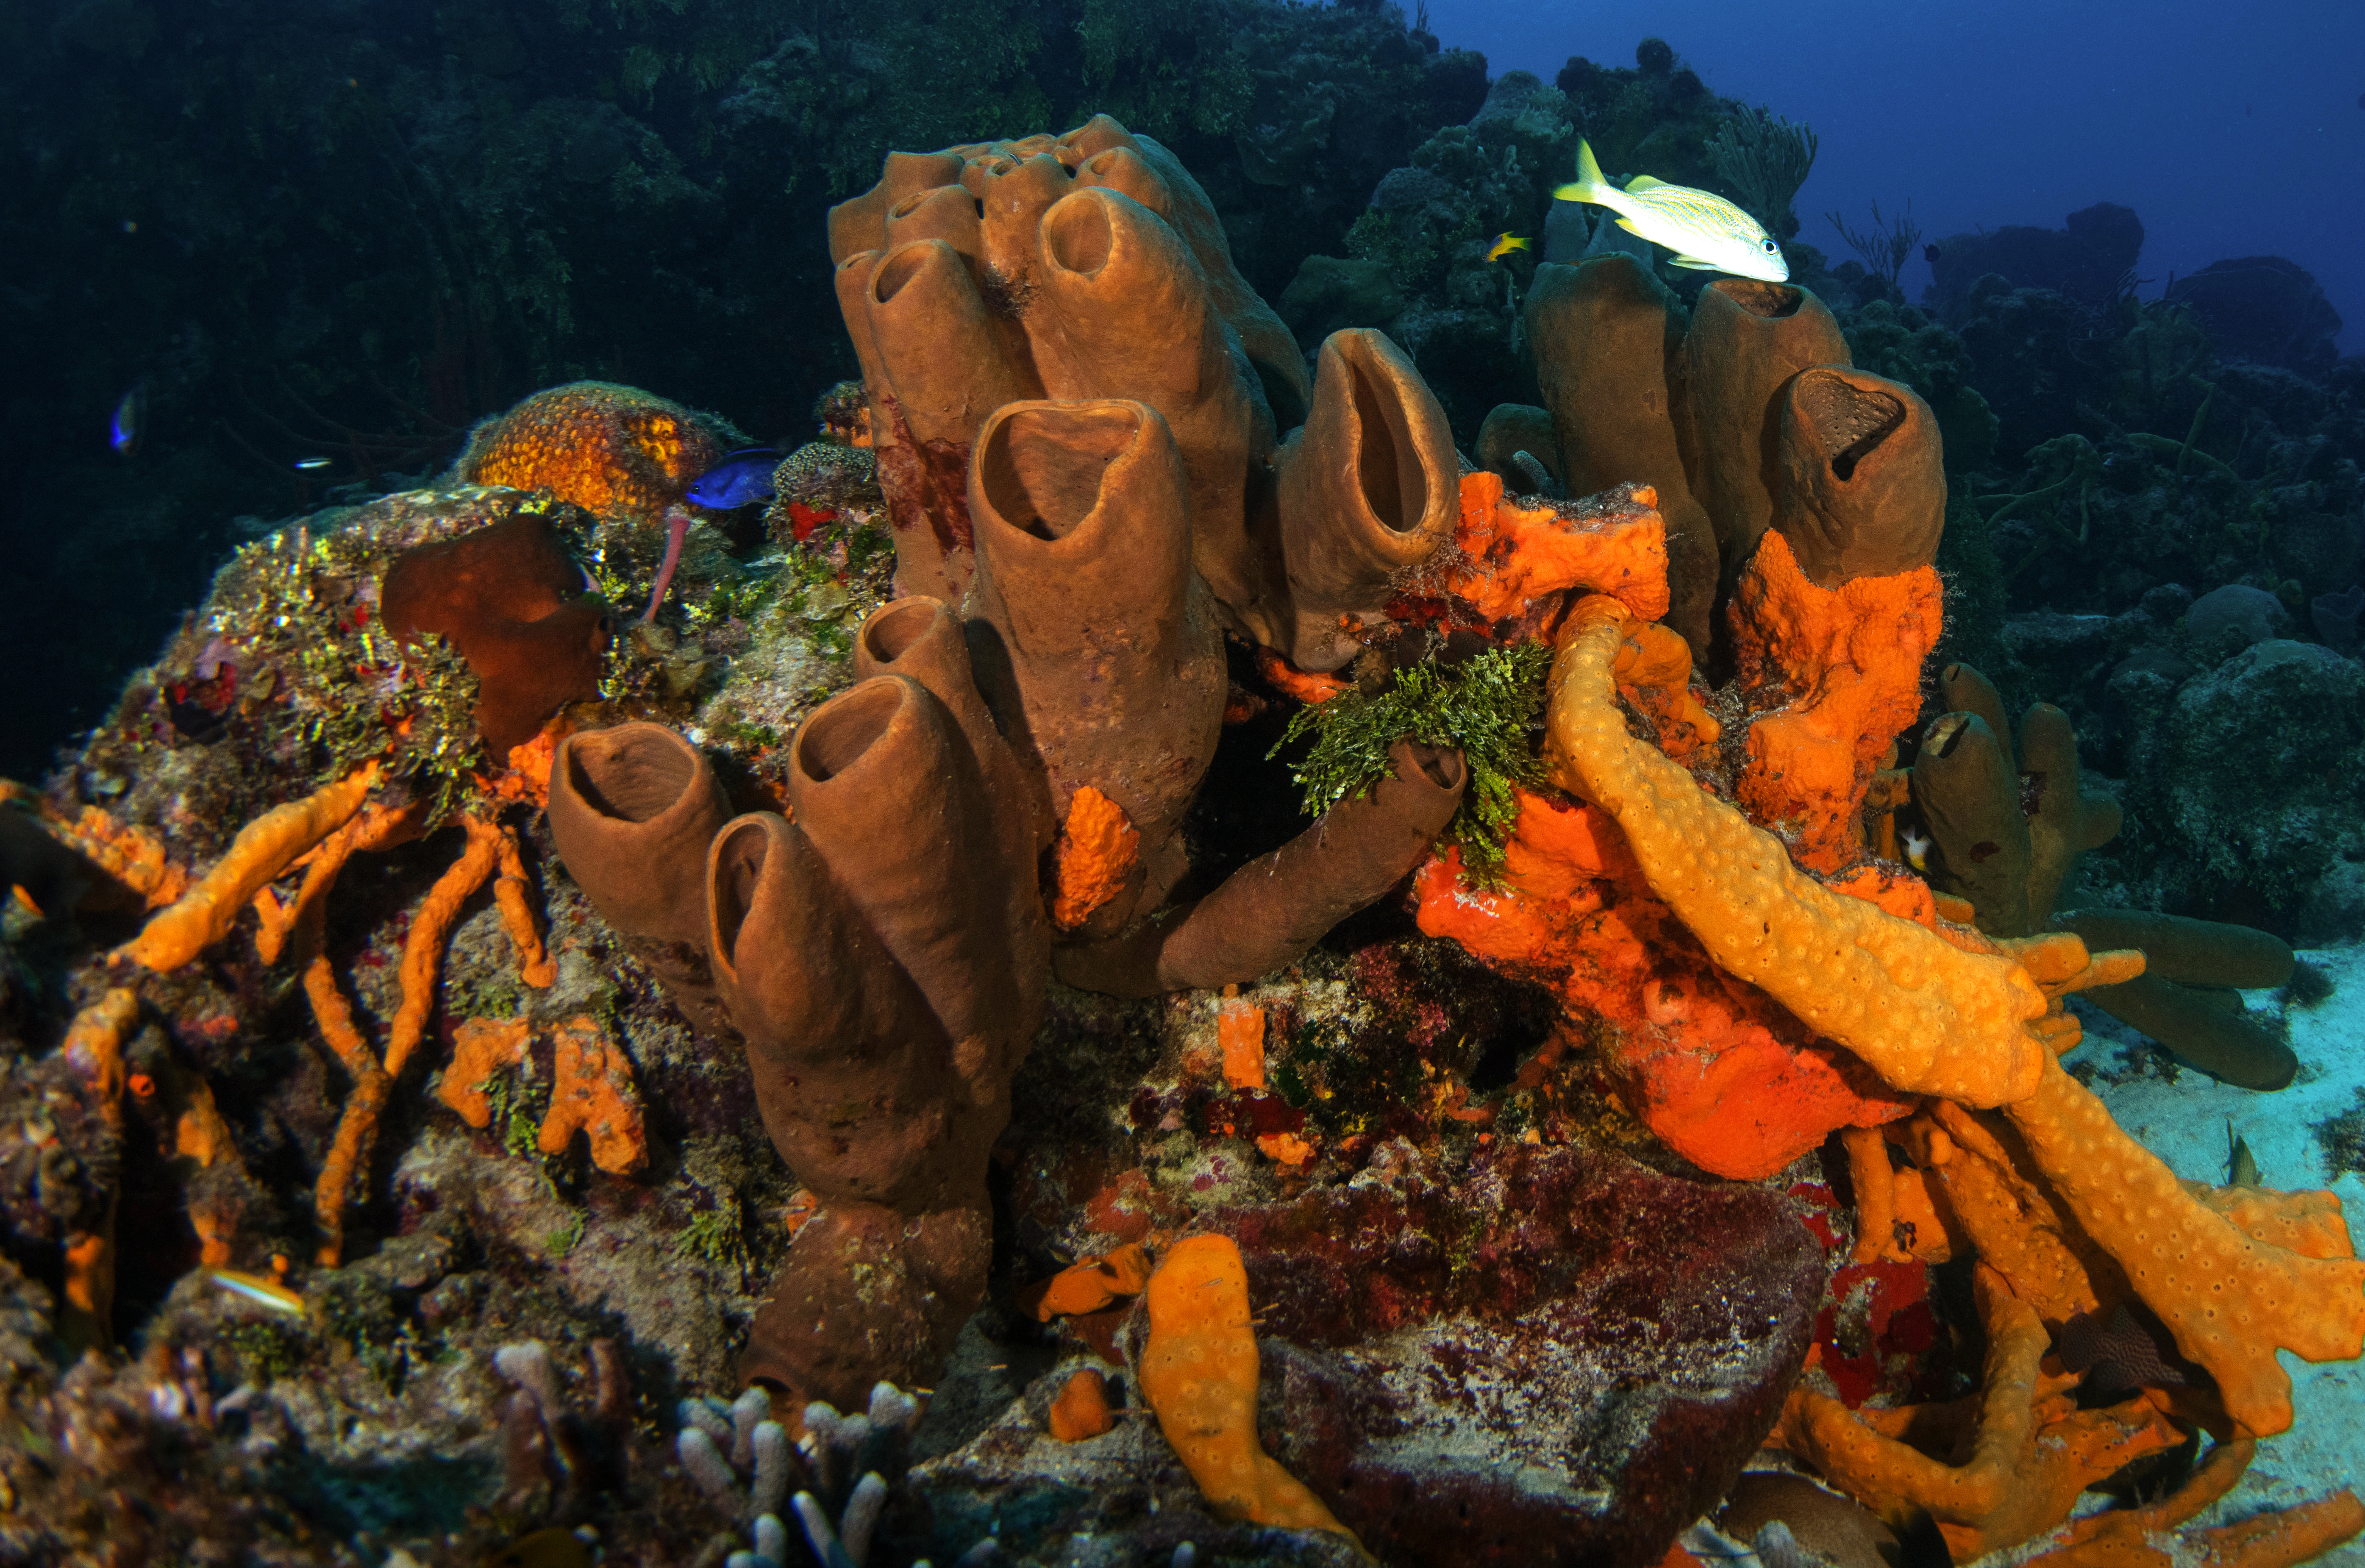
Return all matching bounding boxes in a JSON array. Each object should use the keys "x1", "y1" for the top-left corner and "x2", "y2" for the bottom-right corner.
[
  {"x1": 110, "y1": 382, "x2": 145, "y2": 455},
  {"x1": 294, "y1": 456, "x2": 334, "y2": 472},
  {"x1": 686, "y1": 448, "x2": 781, "y2": 509}
]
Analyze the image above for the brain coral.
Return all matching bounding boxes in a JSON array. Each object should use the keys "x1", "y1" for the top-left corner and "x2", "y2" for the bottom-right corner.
[{"x1": 458, "y1": 380, "x2": 724, "y2": 525}]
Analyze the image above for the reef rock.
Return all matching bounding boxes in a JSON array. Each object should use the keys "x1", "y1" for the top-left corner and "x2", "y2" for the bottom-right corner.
[
  {"x1": 1923, "y1": 202, "x2": 2145, "y2": 322},
  {"x1": 1219, "y1": 1140, "x2": 1823, "y2": 1568},
  {"x1": 2167, "y1": 255, "x2": 2345, "y2": 378}
]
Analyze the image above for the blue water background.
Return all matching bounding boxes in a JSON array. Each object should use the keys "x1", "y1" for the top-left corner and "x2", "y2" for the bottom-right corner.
[{"x1": 1425, "y1": 0, "x2": 2364, "y2": 354}]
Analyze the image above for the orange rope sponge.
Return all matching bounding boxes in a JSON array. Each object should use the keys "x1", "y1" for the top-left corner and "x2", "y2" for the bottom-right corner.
[
  {"x1": 1050, "y1": 785, "x2": 1140, "y2": 931},
  {"x1": 117, "y1": 762, "x2": 379, "y2": 972},
  {"x1": 492, "y1": 825, "x2": 558, "y2": 988},
  {"x1": 535, "y1": 1014, "x2": 648, "y2": 1177},
  {"x1": 2022, "y1": 1437, "x2": 2364, "y2": 1567},
  {"x1": 1726, "y1": 530, "x2": 1942, "y2": 873},
  {"x1": 385, "y1": 816, "x2": 503, "y2": 1080},
  {"x1": 1139, "y1": 1234, "x2": 1362, "y2": 1546},
  {"x1": 438, "y1": 1015, "x2": 533, "y2": 1128},
  {"x1": 1775, "y1": 1264, "x2": 2183, "y2": 1560},
  {"x1": 461, "y1": 381, "x2": 721, "y2": 525},
  {"x1": 1543, "y1": 598, "x2": 2048, "y2": 1107}
]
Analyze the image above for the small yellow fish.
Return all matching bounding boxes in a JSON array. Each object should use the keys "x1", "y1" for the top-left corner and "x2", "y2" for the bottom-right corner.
[
  {"x1": 207, "y1": 1268, "x2": 308, "y2": 1317},
  {"x1": 1485, "y1": 232, "x2": 1531, "y2": 263},
  {"x1": 1554, "y1": 137, "x2": 1787, "y2": 281}
]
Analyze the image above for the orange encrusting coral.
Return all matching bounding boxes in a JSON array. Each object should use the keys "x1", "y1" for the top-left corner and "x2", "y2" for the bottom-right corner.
[
  {"x1": 117, "y1": 762, "x2": 380, "y2": 972},
  {"x1": 1138, "y1": 1235, "x2": 1362, "y2": 1546},
  {"x1": 461, "y1": 381, "x2": 721, "y2": 525},
  {"x1": 1726, "y1": 530, "x2": 1943, "y2": 872},
  {"x1": 536, "y1": 1014, "x2": 649, "y2": 1176},
  {"x1": 1440, "y1": 470, "x2": 1670, "y2": 626},
  {"x1": 0, "y1": 787, "x2": 190, "y2": 909},
  {"x1": 1217, "y1": 1002, "x2": 1266, "y2": 1090},
  {"x1": 1049, "y1": 784, "x2": 1141, "y2": 931}
]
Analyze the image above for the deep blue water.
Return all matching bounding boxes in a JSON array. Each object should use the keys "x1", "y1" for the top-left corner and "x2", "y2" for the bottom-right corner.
[{"x1": 1428, "y1": 0, "x2": 2365, "y2": 353}]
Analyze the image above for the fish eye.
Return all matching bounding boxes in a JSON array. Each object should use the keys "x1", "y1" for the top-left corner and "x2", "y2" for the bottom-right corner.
[{"x1": 1762, "y1": 239, "x2": 1779, "y2": 253}]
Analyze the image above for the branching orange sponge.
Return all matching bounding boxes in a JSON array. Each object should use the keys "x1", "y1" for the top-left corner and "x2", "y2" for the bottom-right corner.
[
  {"x1": 1543, "y1": 597, "x2": 2048, "y2": 1107},
  {"x1": 1139, "y1": 1235, "x2": 1363, "y2": 1547},
  {"x1": 117, "y1": 762, "x2": 380, "y2": 972}
]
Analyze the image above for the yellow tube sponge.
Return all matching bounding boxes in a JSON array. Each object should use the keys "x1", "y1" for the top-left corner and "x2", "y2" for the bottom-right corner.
[
  {"x1": 1542, "y1": 599, "x2": 2048, "y2": 1106},
  {"x1": 116, "y1": 762, "x2": 379, "y2": 972},
  {"x1": 1139, "y1": 1235, "x2": 1362, "y2": 1546},
  {"x1": 2000, "y1": 1049, "x2": 2365, "y2": 1437}
]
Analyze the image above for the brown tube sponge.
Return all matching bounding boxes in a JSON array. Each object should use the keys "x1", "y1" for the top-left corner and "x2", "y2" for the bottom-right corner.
[
  {"x1": 2076, "y1": 972, "x2": 2298, "y2": 1091},
  {"x1": 1525, "y1": 256, "x2": 1721, "y2": 658},
  {"x1": 1912, "y1": 711, "x2": 2036, "y2": 937},
  {"x1": 1273, "y1": 329, "x2": 1459, "y2": 672},
  {"x1": 1054, "y1": 741, "x2": 1467, "y2": 997},
  {"x1": 1670, "y1": 279, "x2": 1850, "y2": 569},
  {"x1": 1770, "y1": 367, "x2": 1946, "y2": 585},
  {"x1": 1475, "y1": 403, "x2": 1563, "y2": 490},
  {"x1": 1027, "y1": 186, "x2": 1284, "y2": 645},
  {"x1": 738, "y1": 1199, "x2": 989, "y2": 1413},
  {"x1": 970, "y1": 150, "x2": 1077, "y2": 297},
  {"x1": 709, "y1": 669, "x2": 1043, "y2": 1402},
  {"x1": 546, "y1": 723, "x2": 737, "y2": 1040},
  {"x1": 963, "y1": 398, "x2": 1227, "y2": 926},
  {"x1": 786, "y1": 676, "x2": 1044, "y2": 1087},
  {"x1": 846, "y1": 239, "x2": 1041, "y2": 603},
  {"x1": 2054, "y1": 909, "x2": 2295, "y2": 990},
  {"x1": 381, "y1": 513, "x2": 610, "y2": 758},
  {"x1": 825, "y1": 149, "x2": 965, "y2": 264},
  {"x1": 1060, "y1": 114, "x2": 1314, "y2": 426}
]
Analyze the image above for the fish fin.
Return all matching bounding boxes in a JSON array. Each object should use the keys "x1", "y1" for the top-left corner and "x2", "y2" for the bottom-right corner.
[
  {"x1": 1614, "y1": 217, "x2": 1646, "y2": 236},
  {"x1": 1557, "y1": 139, "x2": 1614, "y2": 206},
  {"x1": 1624, "y1": 174, "x2": 1667, "y2": 191},
  {"x1": 1668, "y1": 257, "x2": 1723, "y2": 270}
]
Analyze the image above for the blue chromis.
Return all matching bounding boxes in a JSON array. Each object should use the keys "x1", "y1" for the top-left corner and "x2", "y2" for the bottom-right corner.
[
  {"x1": 684, "y1": 448, "x2": 781, "y2": 509},
  {"x1": 1484, "y1": 232, "x2": 1531, "y2": 263},
  {"x1": 110, "y1": 382, "x2": 145, "y2": 455},
  {"x1": 1554, "y1": 137, "x2": 1788, "y2": 282}
]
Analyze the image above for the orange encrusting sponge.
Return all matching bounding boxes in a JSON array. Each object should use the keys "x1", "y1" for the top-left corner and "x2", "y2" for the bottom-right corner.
[{"x1": 1139, "y1": 1235, "x2": 1363, "y2": 1547}]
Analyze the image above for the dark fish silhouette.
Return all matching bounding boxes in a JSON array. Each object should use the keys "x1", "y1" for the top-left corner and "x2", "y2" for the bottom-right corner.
[
  {"x1": 685, "y1": 447, "x2": 781, "y2": 509},
  {"x1": 2057, "y1": 1301, "x2": 2186, "y2": 1396}
]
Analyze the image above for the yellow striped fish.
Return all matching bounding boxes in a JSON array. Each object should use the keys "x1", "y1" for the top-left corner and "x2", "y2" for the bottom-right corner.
[{"x1": 1554, "y1": 138, "x2": 1788, "y2": 282}]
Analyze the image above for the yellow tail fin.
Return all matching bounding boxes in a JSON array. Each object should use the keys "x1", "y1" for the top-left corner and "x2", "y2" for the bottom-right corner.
[{"x1": 1554, "y1": 137, "x2": 1612, "y2": 206}]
